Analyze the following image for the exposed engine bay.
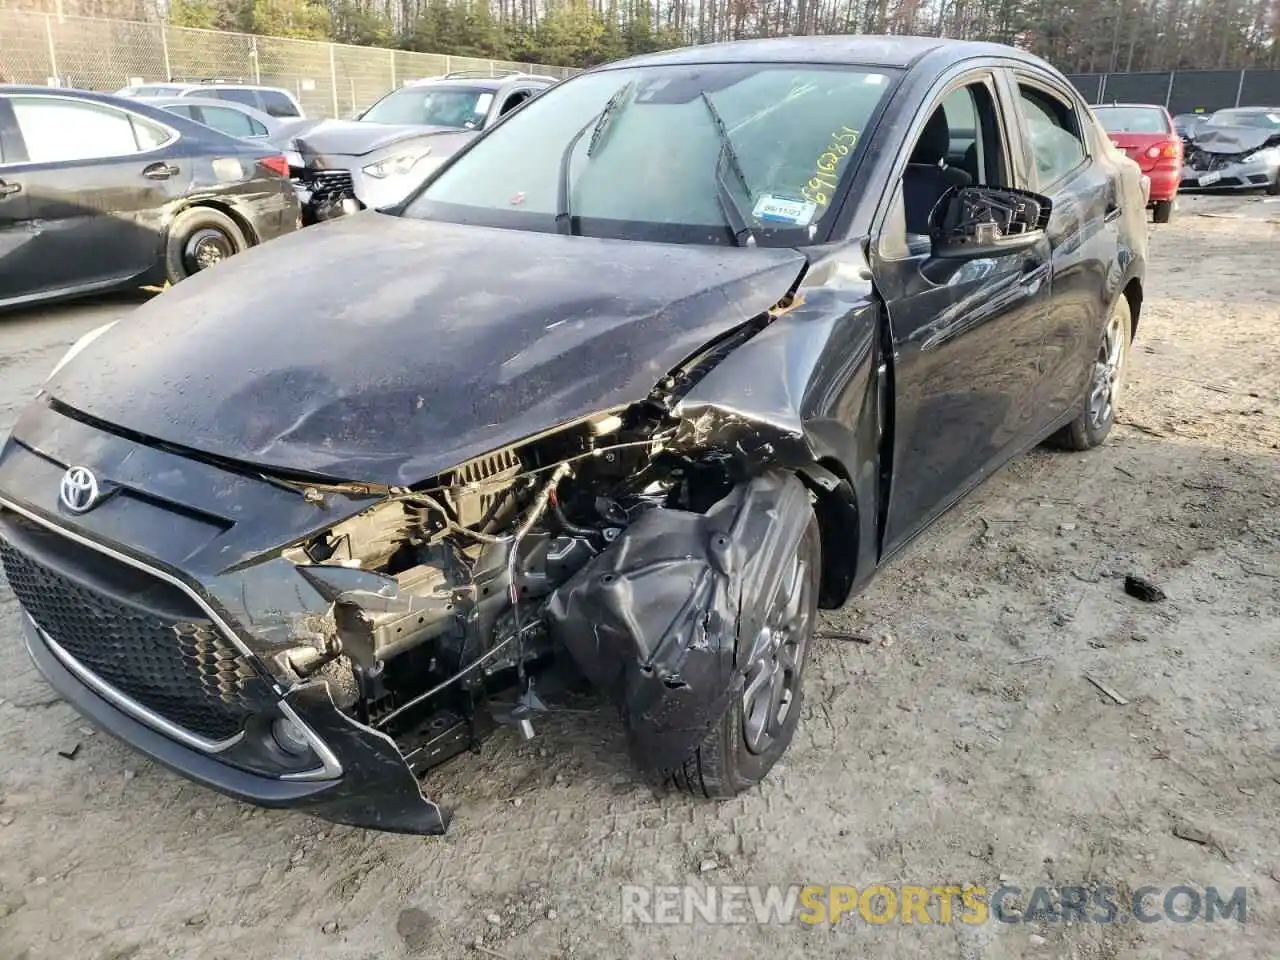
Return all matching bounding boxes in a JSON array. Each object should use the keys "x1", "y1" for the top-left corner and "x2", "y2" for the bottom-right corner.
[{"x1": 267, "y1": 389, "x2": 819, "y2": 778}]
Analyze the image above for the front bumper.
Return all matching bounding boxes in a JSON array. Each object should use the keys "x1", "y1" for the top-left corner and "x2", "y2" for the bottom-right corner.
[
  {"x1": 1180, "y1": 153, "x2": 1280, "y2": 190},
  {"x1": 21, "y1": 614, "x2": 448, "y2": 833},
  {"x1": 0, "y1": 411, "x2": 450, "y2": 834},
  {"x1": 292, "y1": 157, "x2": 429, "y2": 224}
]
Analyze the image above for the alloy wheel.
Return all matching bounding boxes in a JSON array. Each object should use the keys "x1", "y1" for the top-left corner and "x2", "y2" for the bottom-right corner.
[
  {"x1": 1088, "y1": 309, "x2": 1127, "y2": 429},
  {"x1": 741, "y1": 550, "x2": 813, "y2": 755}
]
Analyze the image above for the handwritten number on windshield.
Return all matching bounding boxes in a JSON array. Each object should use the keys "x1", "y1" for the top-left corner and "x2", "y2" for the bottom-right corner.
[{"x1": 802, "y1": 126, "x2": 860, "y2": 207}]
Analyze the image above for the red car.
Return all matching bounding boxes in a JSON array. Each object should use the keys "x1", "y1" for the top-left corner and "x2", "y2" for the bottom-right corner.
[{"x1": 1092, "y1": 103, "x2": 1182, "y2": 223}]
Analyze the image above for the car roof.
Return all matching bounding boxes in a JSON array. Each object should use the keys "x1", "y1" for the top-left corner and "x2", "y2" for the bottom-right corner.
[
  {"x1": 123, "y1": 82, "x2": 297, "y2": 96},
  {"x1": 188, "y1": 82, "x2": 294, "y2": 93},
  {"x1": 599, "y1": 34, "x2": 1031, "y2": 71},
  {"x1": 1095, "y1": 103, "x2": 1165, "y2": 109},
  {"x1": 1, "y1": 84, "x2": 150, "y2": 104},
  {"x1": 147, "y1": 95, "x2": 277, "y2": 119},
  {"x1": 408, "y1": 74, "x2": 554, "y2": 90},
  {"x1": 1214, "y1": 106, "x2": 1279, "y2": 113}
]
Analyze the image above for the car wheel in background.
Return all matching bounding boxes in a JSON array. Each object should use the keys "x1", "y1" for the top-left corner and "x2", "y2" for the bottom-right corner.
[
  {"x1": 165, "y1": 207, "x2": 248, "y2": 284},
  {"x1": 1152, "y1": 199, "x2": 1174, "y2": 223},
  {"x1": 664, "y1": 513, "x2": 820, "y2": 798},
  {"x1": 1050, "y1": 294, "x2": 1133, "y2": 451},
  {"x1": 1268, "y1": 175, "x2": 1280, "y2": 197}
]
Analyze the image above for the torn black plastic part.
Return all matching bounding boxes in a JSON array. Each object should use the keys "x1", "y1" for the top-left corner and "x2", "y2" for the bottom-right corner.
[{"x1": 545, "y1": 470, "x2": 814, "y2": 770}]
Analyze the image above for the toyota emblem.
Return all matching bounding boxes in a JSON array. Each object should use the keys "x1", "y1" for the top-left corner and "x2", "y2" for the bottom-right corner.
[{"x1": 59, "y1": 465, "x2": 100, "y2": 514}]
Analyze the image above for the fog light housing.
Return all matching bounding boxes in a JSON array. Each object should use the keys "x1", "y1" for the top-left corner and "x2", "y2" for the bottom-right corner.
[{"x1": 271, "y1": 714, "x2": 311, "y2": 756}]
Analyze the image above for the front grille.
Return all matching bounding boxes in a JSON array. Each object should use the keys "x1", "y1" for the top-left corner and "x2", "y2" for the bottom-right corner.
[
  {"x1": 1187, "y1": 151, "x2": 1234, "y2": 172},
  {"x1": 301, "y1": 169, "x2": 356, "y2": 205},
  {"x1": 0, "y1": 539, "x2": 273, "y2": 743}
]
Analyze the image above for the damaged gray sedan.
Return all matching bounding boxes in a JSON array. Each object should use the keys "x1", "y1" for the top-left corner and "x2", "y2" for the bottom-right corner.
[
  {"x1": 0, "y1": 36, "x2": 1147, "y2": 834},
  {"x1": 1180, "y1": 107, "x2": 1280, "y2": 192}
]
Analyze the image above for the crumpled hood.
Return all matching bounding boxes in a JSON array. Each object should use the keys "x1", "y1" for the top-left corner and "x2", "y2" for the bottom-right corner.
[
  {"x1": 1190, "y1": 125, "x2": 1280, "y2": 155},
  {"x1": 46, "y1": 213, "x2": 807, "y2": 486},
  {"x1": 271, "y1": 119, "x2": 467, "y2": 157}
]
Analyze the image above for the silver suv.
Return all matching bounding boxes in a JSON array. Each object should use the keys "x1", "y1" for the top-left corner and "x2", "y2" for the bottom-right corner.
[{"x1": 356, "y1": 70, "x2": 558, "y2": 129}]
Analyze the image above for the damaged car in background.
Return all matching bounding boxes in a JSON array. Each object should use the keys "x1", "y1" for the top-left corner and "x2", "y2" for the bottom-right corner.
[
  {"x1": 274, "y1": 71, "x2": 556, "y2": 223},
  {"x1": 1180, "y1": 106, "x2": 1280, "y2": 193},
  {"x1": 0, "y1": 36, "x2": 1146, "y2": 835}
]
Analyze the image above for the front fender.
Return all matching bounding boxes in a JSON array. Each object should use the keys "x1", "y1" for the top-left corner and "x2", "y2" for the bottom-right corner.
[{"x1": 670, "y1": 251, "x2": 884, "y2": 605}]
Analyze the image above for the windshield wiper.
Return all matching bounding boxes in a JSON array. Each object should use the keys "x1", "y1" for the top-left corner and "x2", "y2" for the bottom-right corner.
[
  {"x1": 555, "y1": 82, "x2": 634, "y2": 236},
  {"x1": 700, "y1": 91, "x2": 757, "y2": 248}
]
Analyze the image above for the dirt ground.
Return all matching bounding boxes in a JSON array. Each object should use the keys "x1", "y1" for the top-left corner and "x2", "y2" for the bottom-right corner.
[{"x1": 1, "y1": 194, "x2": 1278, "y2": 960}]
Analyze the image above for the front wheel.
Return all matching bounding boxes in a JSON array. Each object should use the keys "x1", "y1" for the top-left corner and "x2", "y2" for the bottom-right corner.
[
  {"x1": 1152, "y1": 199, "x2": 1174, "y2": 223},
  {"x1": 1050, "y1": 294, "x2": 1133, "y2": 451},
  {"x1": 665, "y1": 513, "x2": 821, "y2": 798},
  {"x1": 165, "y1": 206, "x2": 248, "y2": 284}
]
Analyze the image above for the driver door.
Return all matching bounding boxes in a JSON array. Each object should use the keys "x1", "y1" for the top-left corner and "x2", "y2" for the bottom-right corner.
[{"x1": 871, "y1": 73, "x2": 1052, "y2": 555}]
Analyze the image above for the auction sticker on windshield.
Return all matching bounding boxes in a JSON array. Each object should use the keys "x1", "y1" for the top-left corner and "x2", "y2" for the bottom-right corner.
[{"x1": 753, "y1": 195, "x2": 818, "y2": 226}]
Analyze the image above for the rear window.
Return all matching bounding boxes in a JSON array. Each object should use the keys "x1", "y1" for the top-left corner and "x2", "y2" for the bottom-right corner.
[
  {"x1": 194, "y1": 105, "x2": 268, "y2": 138},
  {"x1": 1092, "y1": 106, "x2": 1170, "y2": 134},
  {"x1": 259, "y1": 90, "x2": 300, "y2": 118},
  {"x1": 202, "y1": 87, "x2": 261, "y2": 109}
]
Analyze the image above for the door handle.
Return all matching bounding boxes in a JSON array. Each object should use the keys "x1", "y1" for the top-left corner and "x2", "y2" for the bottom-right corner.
[
  {"x1": 142, "y1": 162, "x2": 180, "y2": 180},
  {"x1": 0, "y1": 180, "x2": 21, "y2": 200}
]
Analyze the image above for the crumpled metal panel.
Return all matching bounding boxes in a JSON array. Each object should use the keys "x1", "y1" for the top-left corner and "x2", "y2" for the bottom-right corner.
[{"x1": 545, "y1": 470, "x2": 813, "y2": 770}]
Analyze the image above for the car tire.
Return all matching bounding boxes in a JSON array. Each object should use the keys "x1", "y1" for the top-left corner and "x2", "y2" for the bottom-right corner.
[
  {"x1": 664, "y1": 511, "x2": 821, "y2": 799},
  {"x1": 165, "y1": 206, "x2": 248, "y2": 284},
  {"x1": 1152, "y1": 199, "x2": 1174, "y2": 223},
  {"x1": 1267, "y1": 175, "x2": 1280, "y2": 197},
  {"x1": 1050, "y1": 294, "x2": 1133, "y2": 451}
]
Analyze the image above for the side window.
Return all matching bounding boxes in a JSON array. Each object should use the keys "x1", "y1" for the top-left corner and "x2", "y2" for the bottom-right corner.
[
  {"x1": 130, "y1": 115, "x2": 170, "y2": 150},
  {"x1": 898, "y1": 80, "x2": 1007, "y2": 241},
  {"x1": 1017, "y1": 84, "x2": 1086, "y2": 186},
  {"x1": 199, "y1": 105, "x2": 258, "y2": 138},
  {"x1": 499, "y1": 90, "x2": 531, "y2": 118},
  {"x1": 259, "y1": 90, "x2": 299, "y2": 118},
  {"x1": 11, "y1": 98, "x2": 166, "y2": 163}
]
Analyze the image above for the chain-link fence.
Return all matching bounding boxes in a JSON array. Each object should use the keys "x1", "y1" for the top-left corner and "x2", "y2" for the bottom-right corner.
[
  {"x1": 0, "y1": 9, "x2": 580, "y2": 117},
  {"x1": 1065, "y1": 69, "x2": 1280, "y2": 115}
]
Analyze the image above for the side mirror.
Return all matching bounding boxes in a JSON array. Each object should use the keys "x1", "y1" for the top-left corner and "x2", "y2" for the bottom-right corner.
[{"x1": 930, "y1": 186, "x2": 1052, "y2": 260}]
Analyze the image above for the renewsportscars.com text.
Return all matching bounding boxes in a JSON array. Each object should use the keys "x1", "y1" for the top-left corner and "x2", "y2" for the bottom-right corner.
[{"x1": 620, "y1": 883, "x2": 1247, "y2": 926}]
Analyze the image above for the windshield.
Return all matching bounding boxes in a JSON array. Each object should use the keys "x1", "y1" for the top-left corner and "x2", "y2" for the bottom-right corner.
[
  {"x1": 1208, "y1": 109, "x2": 1280, "y2": 130},
  {"x1": 1094, "y1": 106, "x2": 1169, "y2": 134},
  {"x1": 402, "y1": 62, "x2": 896, "y2": 246},
  {"x1": 361, "y1": 86, "x2": 495, "y2": 128}
]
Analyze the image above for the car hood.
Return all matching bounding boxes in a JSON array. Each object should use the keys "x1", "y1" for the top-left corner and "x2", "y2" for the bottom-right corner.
[
  {"x1": 1190, "y1": 125, "x2": 1280, "y2": 154},
  {"x1": 272, "y1": 119, "x2": 470, "y2": 157},
  {"x1": 46, "y1": 213, "x2": 808, "y2": 486}
]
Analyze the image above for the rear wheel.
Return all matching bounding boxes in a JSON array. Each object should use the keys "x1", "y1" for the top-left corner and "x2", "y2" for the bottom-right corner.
[
  {"x1": 1152, "y1": 199, "x2": 1174, "y2": 223},
  {"x1": 1050, "y1": 294, "x2": 1132, "y2": 451},
  {"x1": 165, "y1": 207, "x2": 248, "y2": 284},
  {"x1": 665, "y1": 513, "x2": 820, "y2": 798}
]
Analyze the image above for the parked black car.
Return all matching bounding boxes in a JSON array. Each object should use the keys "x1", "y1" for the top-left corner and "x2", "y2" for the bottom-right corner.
[
  {"x1": 0, "y1": 87, "x2": 300, "y2": 309},
  {"x1": 0, "y1": 37, "x2": 1147, "y2": 835},
  {"x1": 281, "y1": 71, "x2": 556, "y2": 223}
]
